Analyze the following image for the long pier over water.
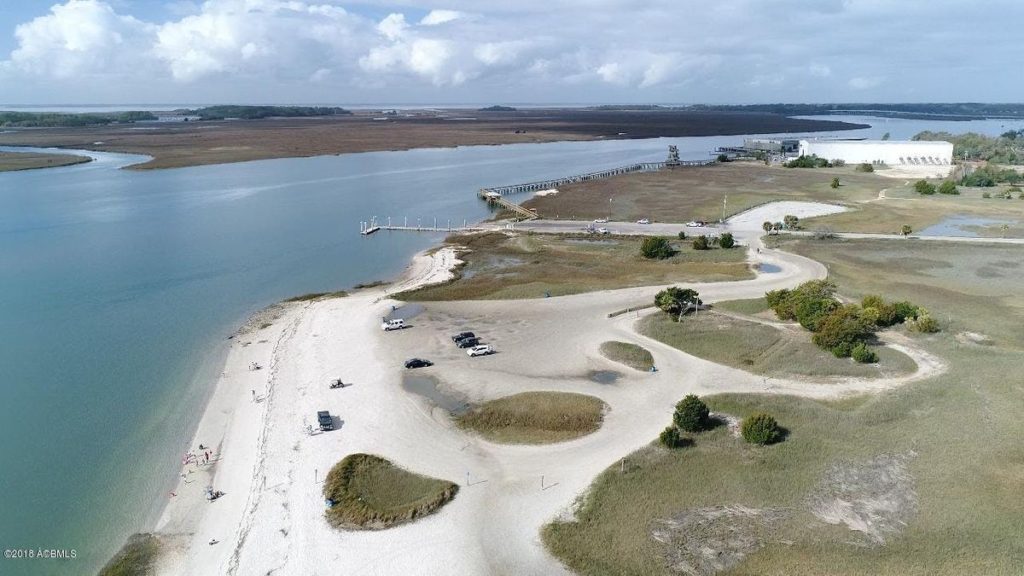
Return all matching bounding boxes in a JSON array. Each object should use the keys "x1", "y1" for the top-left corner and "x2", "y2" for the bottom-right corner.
[{"x1": 476, "y1": 159, "x2": 713, "y2": 198}]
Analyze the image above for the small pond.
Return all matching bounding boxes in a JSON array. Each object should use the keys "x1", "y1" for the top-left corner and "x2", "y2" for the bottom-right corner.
[
  {"x1": 588, "y1": 370, "x2": 623, "y2": 384},
  {"x1": 401, "y1": 373, "x2": 471, "y2": 416},
  {"x1": 918, "y1": 215, "x2": 1017, "y2": 238}
]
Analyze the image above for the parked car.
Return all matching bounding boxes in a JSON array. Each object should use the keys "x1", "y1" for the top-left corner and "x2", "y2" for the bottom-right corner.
[
  {"x1": 451, "y1": 331, "x2": 475, "y2": 342},
  {"x1": 596, "y1": 227, "x2": 610, "y2": 235},
  {"x1": 456, "y1": 337, "x2": 480, "y2": 349},
  {"x1": 687, "y1": 220, "x2": 707, "y2": 227},
  {"x1": 382, "y1": 318, "x2": 406, "y2": 331},
  {"x1": 468, "y1": 344, "x2": 494, "y2": 357},
  {"x1": 593, "y1": 217, "x2": 609, "y2": 223},
  {"x1": 404, "y1": 358, "x2": 433, "y2": 369},
  {"x1": 636, "y1": 218, "x2": 650, "y2": 224},
  {"x1": 317, "y1": 411, "x2": 334, "y2": 431}
]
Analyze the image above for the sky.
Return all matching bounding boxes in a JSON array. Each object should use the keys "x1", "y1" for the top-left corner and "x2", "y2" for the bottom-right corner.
[{"x1": 0, "y1": 0, "x2": 1021, "y2": 106}]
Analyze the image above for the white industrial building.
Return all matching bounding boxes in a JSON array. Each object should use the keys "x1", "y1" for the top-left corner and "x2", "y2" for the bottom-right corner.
[{"x1": 797, "y1": 139, "x2": 954, "y2": 166}]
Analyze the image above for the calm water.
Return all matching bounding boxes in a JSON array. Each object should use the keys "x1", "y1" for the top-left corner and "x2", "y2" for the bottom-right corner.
[{"x1": 0, "y1": 115, "x2": 1015, "y2": 575}]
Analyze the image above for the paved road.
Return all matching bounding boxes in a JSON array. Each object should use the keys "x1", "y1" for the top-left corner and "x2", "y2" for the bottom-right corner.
[{"x1": 502, "y1": 219, "x2": 1024, "y2": 245}]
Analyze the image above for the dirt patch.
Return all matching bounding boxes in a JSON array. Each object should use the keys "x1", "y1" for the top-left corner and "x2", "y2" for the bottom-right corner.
[
  {"x1": 807, "y1": 452, "x2": 917, "y2": 545},
  {"x1": 651, "y1": 505, "x2": 788, "y2": 575},
  {"x1": 956, "y1": 331, "x2": 994, "y2": 346}
]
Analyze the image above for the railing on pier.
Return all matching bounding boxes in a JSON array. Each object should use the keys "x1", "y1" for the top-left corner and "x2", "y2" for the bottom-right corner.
[{"x1": 478, "y1": 160, "x2": 714, "y2": 197}]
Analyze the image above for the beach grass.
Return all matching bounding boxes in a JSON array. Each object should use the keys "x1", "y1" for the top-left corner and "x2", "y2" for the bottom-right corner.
[
  {"x1": 456, "y1": 392, "x2": 607, "y2": 444},
  {"x1": 323, "y1": 454, "x2": 458, "y2": 530},
  {"x1": 713, "y1": 296, "x2": 769, "y2": 316},
  {"x1": 544, "y1": 237, "x2": 1024, "y2": 575},
  {"x1": 396, "y1": 232, "x2": 751, "y2": 301},
  {"x1": 638, "y1": 310, "x2": 916, "y2": 379},
  {"x1": 97, "y1": 533, "x2": 159, "y2": 576},
  {"x1": 599, "y1": 341, "x2": 655, "y2": 371}
]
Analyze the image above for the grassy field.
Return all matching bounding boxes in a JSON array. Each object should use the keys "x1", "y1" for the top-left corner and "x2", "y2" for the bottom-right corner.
[
  {"x1": 97, "y1": 533, "x2": 159, "y2": 576},
  {"x1": 544, "y1": 238, "x2": 1024, "y2": 575},
  {"x1": 0, "y1": 150, "x2": 90, "y2": 171},
  {"x1": 456, "y1": 392, "x2": 606, "y2": 444},
  {"x1": 523, "y1": 162, "x2": 1024, "y2": 238},
  {"x1": 322, "y1": 453, "x2": 458, "y2": 530},
  {"x1": 600, "y1": 341, "x2": 655, "y2": 371},
  {"x1": 638, "y1": 311, "x2": 916, "y2": 380},
  {"x1": 396, "y1": 232, "x2": 751, "y2": 301},
  {"x1": 713, "y1": 297, "x2": 770, "y2": 316}
]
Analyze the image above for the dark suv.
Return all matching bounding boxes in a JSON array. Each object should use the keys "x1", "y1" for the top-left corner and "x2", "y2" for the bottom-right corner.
[
  {"x1": 456, "y1": 337, "x2": 480, "y2": 349},
  {"x1": 451, "y1": 331, "x2": 475, "y2": 343},
  {"x1": 317, "y1": 411, "x2": 334, "y2": 431},
  {"x1": 404, "y1": 358, "x2": 433, "y2": 369}
]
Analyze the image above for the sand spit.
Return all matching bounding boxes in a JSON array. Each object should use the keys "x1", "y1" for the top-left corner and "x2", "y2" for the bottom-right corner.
[{"x1": 150, "y1": 223, "x2": 943, "y2": 575}]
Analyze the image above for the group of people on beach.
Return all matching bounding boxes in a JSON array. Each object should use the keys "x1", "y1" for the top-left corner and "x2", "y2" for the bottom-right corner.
[{"x1": 182, "y1": 447, "x2": 214, "y2": 467}]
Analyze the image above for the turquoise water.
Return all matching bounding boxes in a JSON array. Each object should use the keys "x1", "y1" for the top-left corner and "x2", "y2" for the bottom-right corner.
[{"x1": 1, "y1": 115, "x2": 1014, "y2": 575}]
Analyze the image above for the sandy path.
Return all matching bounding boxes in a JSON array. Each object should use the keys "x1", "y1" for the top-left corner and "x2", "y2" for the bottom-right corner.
[{"x1": 153, "y1": 209, "x2": 946, "y2": 575}]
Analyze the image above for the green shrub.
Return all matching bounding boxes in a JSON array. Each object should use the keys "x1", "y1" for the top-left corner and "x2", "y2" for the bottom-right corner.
[
  {"x1": 785, "y1": 154, "x2": 830, "y2": 168},
  {"x1": 831, "y1": 342, "x2": 853, "y2": 358},
  {"x1": 830, "y1": 177, "x2": 840, "y2": 189},
  {"x1": 741, "y1": 413, "x2": 782, "y2": 445},
  {"x1": 812, "y1": 304, "x2": 874, "y2": 351},
  {"x1": 640, "y1": 236, "x2": 675, "y2": 259},
  {"x1": 673, "y1": 395, "x2": 710, "y2": 432},
  {"x1": 677, "y1": 230, "x2": 687, "y2": 240},
  {"x1": 692, "y1": 235, "x2": 710, "y2": 250},
  {"x1": 851, "y1": 343, "x2": 879, "y2": 363},
  {"x1": 659, "y1": 426, "x2": 683, "y2": 448},
  {"x1": 766, "y1": 280, "x2": 838, "y2": 329},
  {"x1": 914, "y1": 180, "x2": 937, "y2": 195},
  {"x1": 856, "y1": 163, "x2": 874, "y2": 172},
  {"x1": 938, "y1": 181, "x2": 960, "y2": 195},
  {"x1": 982, "y1": 192, "x2": 992, "y2": 199},
  {"x1": 718, "y1": 232, "x2": 735, "y2": 249},
  {"x1": 908, "y1": 312, "x2": 940, "y2": 333},
  {"x1": 655, "y1": 287, "x2": 702, "y2": 318}
]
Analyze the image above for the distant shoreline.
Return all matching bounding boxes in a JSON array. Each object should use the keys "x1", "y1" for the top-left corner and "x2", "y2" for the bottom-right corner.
[{"x1": 0, "y1": 109, "x2": 867, "y2": 170}]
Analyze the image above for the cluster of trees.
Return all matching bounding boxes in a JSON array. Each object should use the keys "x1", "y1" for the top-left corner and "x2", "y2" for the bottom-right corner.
[
  {"x1": 691, "y1": 103, "x2": 1024, "y2": 121},
  {"x1": 186, "y1": 106, "x2": 352, "y2": 120},
  {"x1": 640, "y1": 234, "x2": 737, "y2": 258},
  {"x1": 914, "y1": 180, "x2": 959, "y2": 195},
  {"x1": 0, "y1": 111, "x2": 157, "y2": 127},
  {"x1": 960, "y1": 165, "x2": 1023, "y2": 187},
  {"x1": 856, "y1": 163, "x2": 875, "y2": 172},
  {"x1": 785, "y1": 154, "x2": 832, "y2": 168},
  {"x1": 659, "y1": 395, "x2": 783, "y2": 448},
  {"x1": 762, "y1": 215, "x2": 800, "y2": 235},
  {"x1": 765, "y1": 282, "x2": 938, "y2": 361},
  {"x1": 914, "y1": 130, "x2": 1024, "y2": 165},
  {"x1": 654, "y1": 287, "x2": 702, "y2": 320}
]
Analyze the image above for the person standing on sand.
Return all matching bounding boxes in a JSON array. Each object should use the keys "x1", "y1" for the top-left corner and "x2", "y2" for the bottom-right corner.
[{"x1": 251, "y1": 389, "x2": 255, "y2": 401}]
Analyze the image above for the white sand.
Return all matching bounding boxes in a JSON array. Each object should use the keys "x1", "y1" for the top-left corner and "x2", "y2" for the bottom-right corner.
[
  {"x1": 151, "y1": 229, "x2": 943, "y2": 576},
  {"x1": 725, "y1": 200, "x2": 849, "y2": 231}
]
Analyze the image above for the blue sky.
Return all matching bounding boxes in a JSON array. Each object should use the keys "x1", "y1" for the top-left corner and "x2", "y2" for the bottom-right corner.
[{"x1": 0, "y1": 1, "x2": 1021, "y2": 106}]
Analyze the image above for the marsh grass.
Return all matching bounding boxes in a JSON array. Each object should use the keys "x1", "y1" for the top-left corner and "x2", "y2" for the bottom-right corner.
[
  {"x1": 524, "y1": 162, "x2": 1024, "y2": 237},
  {"x1": 0, "y1": 150, "x2": 91, "y2": 172},
  {"x1": 323, "y1": 454, "x2": 458, "y2": 530},
  {"x1": 456, "y1": 392, "x2": 606, "y2": 444},
  {"x1": 545, "y1": 238, "x2": 1024, "y2": 575},
  {"x1": 281, "y1": 290, "x2": 349, "y2": 302},
  {"x1": 97, "y1": 533, "x2": 159, "y2": 576},
  {"x1": 713, "y1": 297, "x2": 769, "y2": 316},
  {"x1": 638, "y1": 311, "x2": 915, "y2": 379},
  {"x1": 600, "y1": 341, "x2": 655, "y2": 371},
  {"x1": 396, "y1": 232, "x2": 751, "y2": 301}
]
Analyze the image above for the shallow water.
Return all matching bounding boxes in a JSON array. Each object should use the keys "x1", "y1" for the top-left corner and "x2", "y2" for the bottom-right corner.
[
  {"x1": 758, "y1": 263, "x2": 782, "y2": 273},
  {"x1": 918, "y1": 214, "x2": 1017, "y2": 237},
  {"x1": 401, "y1": 374, "x2": 471, "y2": 416},
  {"x1": 588, "y1": 370, "x2": 623, "y2": 384}
]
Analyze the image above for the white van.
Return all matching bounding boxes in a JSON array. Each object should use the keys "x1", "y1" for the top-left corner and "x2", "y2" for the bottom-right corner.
[{"x1": 382, "y1": 318, "x2": 406, "y2": 331}]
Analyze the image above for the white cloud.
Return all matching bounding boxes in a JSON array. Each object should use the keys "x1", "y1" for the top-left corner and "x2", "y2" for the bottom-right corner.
[
  {"x1": 8, "y1": 0, "x2": 155, "y2": 78},
  {"x1": 420, "y1": 10, "x2": 464, "y2": 26},
  {"x1": 2, "y1": 0, "x2": 1023, "y2": 103},
  {"x1": 848, "y1": 76, "x2": 883, "y2": 90}
]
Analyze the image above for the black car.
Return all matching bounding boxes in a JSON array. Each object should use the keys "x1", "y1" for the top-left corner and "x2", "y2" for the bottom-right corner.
[
  {"x1": 451, "y1": 331, "x2": 475, "y2": 343},
  {"x1": 404, "y1": 358, "x2": 433, "y2": 369},
  {"x1": 456, "y1": 337, "x2": 480, "y2": 349},
  {"x1": 317, "y1": 411, "x2": 334, "y2": 431}
]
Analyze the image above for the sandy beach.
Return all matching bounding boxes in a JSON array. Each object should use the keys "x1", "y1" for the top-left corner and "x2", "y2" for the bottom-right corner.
[{"x1": 148, "y1": 205, "x2": 942, "y2": 576}]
